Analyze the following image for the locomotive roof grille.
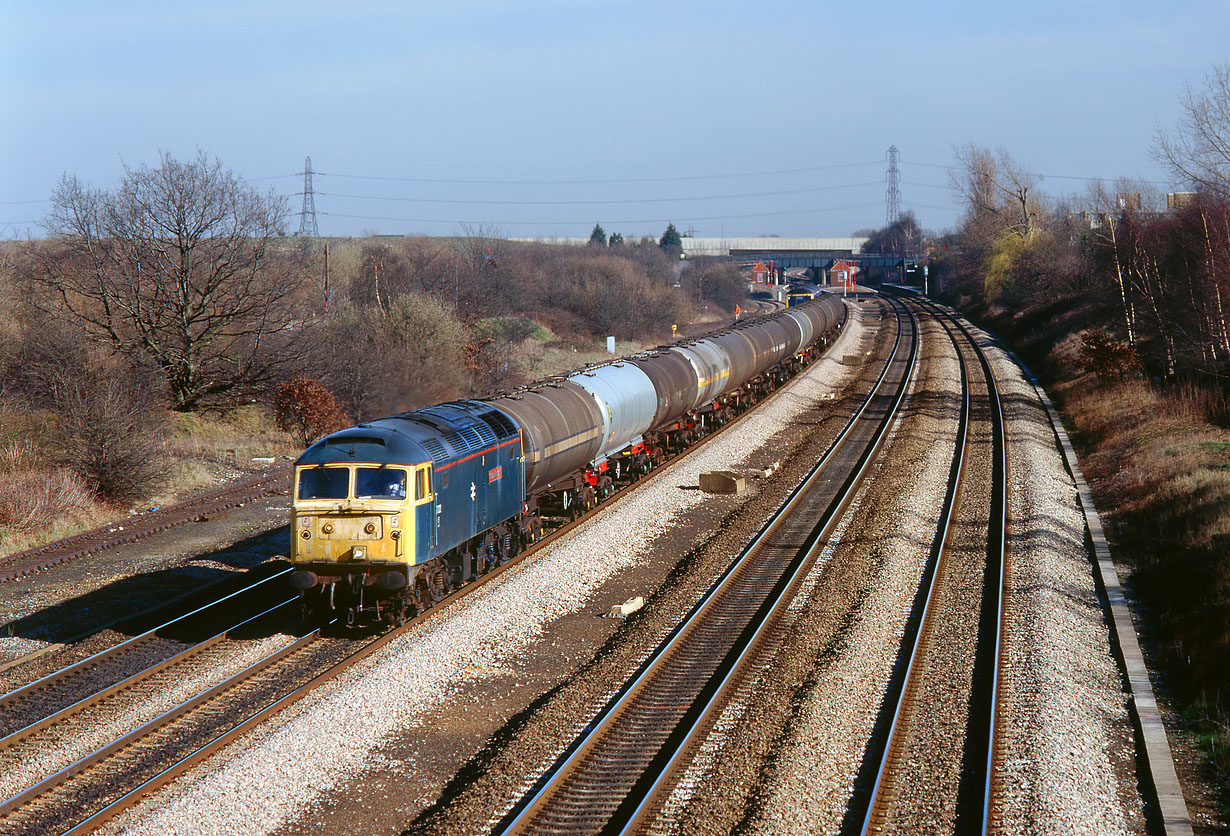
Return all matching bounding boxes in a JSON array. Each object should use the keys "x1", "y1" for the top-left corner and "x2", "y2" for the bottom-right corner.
[
  {"x1": 420, "y1": 437, "x2": 448, "y2": 462},
  {"x1": 478, "y1": 410, "x2": 518, "y2": 438},
  {"x1": 455, "y1": 423, "x2": 491, "y2": 453}
]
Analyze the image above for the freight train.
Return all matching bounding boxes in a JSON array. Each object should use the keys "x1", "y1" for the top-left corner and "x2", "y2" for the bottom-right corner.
[{"x1": 289, "y1": 295, "x2": 846, "y2": 625}]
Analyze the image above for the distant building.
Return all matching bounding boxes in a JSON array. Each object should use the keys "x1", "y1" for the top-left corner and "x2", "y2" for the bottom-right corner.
[
  {"x1": 751, "y1": 260, "x2": 775, "y2": 285},
  {"x1": 1079, "y1": 192, "x2": 1201, "y2": 230},
  {"x1": 1168, "y1": 192, "x2": 1197, "y2": 211},
  {"x1": 830, "y1": 259, "x2": 856, "y2": 290}
]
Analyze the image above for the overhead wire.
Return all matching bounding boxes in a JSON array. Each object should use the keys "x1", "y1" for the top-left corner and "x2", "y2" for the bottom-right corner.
[
  {"x1": 902, "y1": 158, "x2": 1173, "y2": 186},
  {"x1": 312, "y1": 160, "x2": 884, "y2": 186},
  {"x1": 314, "y1": 181, "x2": 884, "y2": 207},
  {"x1": 320, "y1": 202, "x2": 886, "y2": 227}
]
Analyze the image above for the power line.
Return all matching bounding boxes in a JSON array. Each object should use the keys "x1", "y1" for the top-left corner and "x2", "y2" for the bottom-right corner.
[
  {"x1": 901, "y1": 180, "x2": 953, "y2": 190},
  {"x1": 312, "y1": 160, "x2": 884, "y2": 186},
  {"x1": 319, "y1": 202, "x2": 886, "y2": 228},
  {"x1": 315, "y1": 181, "x2": 884, "y2": 207},
  {"x1": 902, "y1": 159, "x2": 1173, "y2": 186}
]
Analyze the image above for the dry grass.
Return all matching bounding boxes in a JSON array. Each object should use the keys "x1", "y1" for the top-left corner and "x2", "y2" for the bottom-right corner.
[
  {"x1": 1059, "y1": 373, "x2": 1230, "y2": 793},
  {"x1": 0, "y1": 404, "x2": 298, "y2": 559},
  {"x1": 0, "y1": 437, "x2": 105, "y2": 554},
  {"x1": 509, "y1": 320, "x2": 659, "y2": 384}
]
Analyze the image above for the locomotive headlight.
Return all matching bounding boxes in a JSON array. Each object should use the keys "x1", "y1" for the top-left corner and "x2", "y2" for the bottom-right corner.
[
  {"x1": 364, "y1": 522, "x2": 376, "y2": 535},
  {"x1": 301, "y1": 530, "x2": 311, "y2": 540},
  {"x1": 322, "y1": 522, "x2": 334, "y2": 534}
]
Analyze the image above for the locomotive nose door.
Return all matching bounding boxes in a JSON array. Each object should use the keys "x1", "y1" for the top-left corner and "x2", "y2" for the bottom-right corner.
[{"x1": 414, "y1": 464, "x2": 435, "y2": 557}]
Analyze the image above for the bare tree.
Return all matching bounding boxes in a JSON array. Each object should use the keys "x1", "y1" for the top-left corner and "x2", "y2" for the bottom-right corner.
[
  {"x1": 1156, "y1": 62, "x2": 1230, "y2": 197},
  {"x1": 452, "y1": 222, "x2": 503, "y2": 318},
  {"x1": 952, "y1": 143, "x2": 1044, "y2": 237},
  {"x1": 27, "y1": 151, "x2": 305, "y2": 410},
  {"x1": 1085, "y1": 179, "x2": 1139, "y2": 345}
]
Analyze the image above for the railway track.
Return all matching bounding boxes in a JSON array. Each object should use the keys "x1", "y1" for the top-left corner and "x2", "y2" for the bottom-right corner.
[
  {"x1": 0, "y1": 568, "x2": 294, "y2": 746},
  {"x1": 491, "y1": 297, "x2": 917, "y2": 835},
  {"x1": 856, "y1": 294, "x2": 1008, "y2": 834},
  {"x1": 0, "y1": 466, "x2": 292, "y2": 584},
  {"x1": 0, "y1": 621, "x2": 376, "y2": 836}
]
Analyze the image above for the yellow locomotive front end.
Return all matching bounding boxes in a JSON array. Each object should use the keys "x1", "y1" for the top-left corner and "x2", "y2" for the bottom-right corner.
[
  {"x1": 293, "y1": 463, "x2": 412, "y2": 559},
  {"x1": 290, "y1": 430, "x2": 437, "y2": 625}
]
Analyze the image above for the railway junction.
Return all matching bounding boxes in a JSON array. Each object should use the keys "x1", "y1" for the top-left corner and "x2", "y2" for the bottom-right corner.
[{"x1": 0, "y1": 291, "x2": 1195, "y2": 836}]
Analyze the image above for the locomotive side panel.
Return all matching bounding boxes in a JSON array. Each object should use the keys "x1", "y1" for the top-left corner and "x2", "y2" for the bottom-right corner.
[{"x1": 430, "y1": 432, "x2": 524, "y2": 559}]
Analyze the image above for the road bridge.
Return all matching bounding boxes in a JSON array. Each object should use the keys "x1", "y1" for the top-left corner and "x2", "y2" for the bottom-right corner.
[
  {"x1": 516, "y1": 236, "x2": 914, "y2": 284},
  {"x1": 680, "y1": 238, "x2": 912, "y2": 284}
]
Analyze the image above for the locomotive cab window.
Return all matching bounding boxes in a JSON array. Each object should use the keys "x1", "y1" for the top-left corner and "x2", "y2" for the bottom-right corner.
[
  {"x1": 355, "y1": 467, "x2": 407, "y2": 499},
  {"x1": 297, "y1": 467, "x2": 350, "y2": 500},
  {"x1": 414, "y1": 465, "x2": 432, "y2": 502}
]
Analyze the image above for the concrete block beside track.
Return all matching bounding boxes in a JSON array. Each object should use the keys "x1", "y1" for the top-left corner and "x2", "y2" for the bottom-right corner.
[{"x1": 699, "y1": 471, "x2": 747, "y2": 494}]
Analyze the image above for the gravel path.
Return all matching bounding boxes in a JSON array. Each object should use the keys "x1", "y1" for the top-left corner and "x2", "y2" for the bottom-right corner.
[{"x1": 98, "y1": 303, "x2": 870, "y2": 836}]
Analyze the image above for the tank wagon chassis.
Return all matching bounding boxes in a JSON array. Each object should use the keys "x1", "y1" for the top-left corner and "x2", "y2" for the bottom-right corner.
[{"x1": 289, "y1": 298, "x2": 847, "y2": 626}]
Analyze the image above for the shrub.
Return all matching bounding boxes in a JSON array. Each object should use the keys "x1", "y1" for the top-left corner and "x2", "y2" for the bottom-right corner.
[
  {"x1": 274, "y1": 377, "x2": 349, "y2": 447},
  {"x1": 0, "y1": 467, "x2": 93, "y2": 533},
  {"x1": 54, "y1": 373, "x2": 169, "y2": 502},
  {"x1": 1078, "y1": 328, "x2": 1139, "y2": 383}
]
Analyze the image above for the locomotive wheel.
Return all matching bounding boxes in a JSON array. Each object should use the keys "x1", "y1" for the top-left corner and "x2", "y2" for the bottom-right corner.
[
  {"x1": 442, "y1": 562, "x2": 459, "y2": 595},
  {"x1": 425, "y1": 563, "x2": 449, "y2": 602}
]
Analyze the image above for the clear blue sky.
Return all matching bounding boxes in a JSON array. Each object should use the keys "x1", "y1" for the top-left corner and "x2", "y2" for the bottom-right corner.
[{"x1": 2, "y1": 0, "x2": 1228, "y2": 240}]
